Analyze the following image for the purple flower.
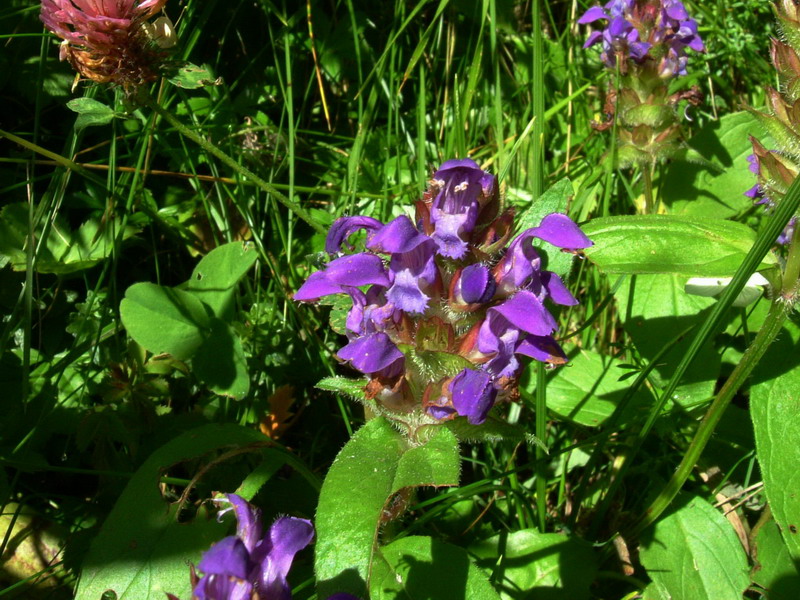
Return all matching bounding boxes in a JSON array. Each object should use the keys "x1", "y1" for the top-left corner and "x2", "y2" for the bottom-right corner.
[
  {"x1": 578, "y1": 0, "x2": 704, "y2": 77},
  {"x1": 427, "y1": 158, "x2": 497, "y2": 259},
  {"x1": 337, "y1": 332, "x2": 405, "y2": 377},
  {"x1": 295, "y1": 159, "x2": 593, "y2": 431},
  {"x1": 192, "y1": 495, "x2": 313, "y2": 600},
  {"x1": 294, "y1": 253, "x2": 390, "y2": 301},
  {"x1": 450, "y1": 368, "x2": 497, "y2": 425},
  {"x1": 452, "y1": 264, "x2": 496, "y2": 306},
  {"x1": 494, "y1": 213, "x2": 593, "y2": 296}
]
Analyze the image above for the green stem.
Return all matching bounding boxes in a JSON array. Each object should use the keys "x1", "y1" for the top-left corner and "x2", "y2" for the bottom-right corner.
[
  {"x1": 138, "y1": 91, "x2": 326, "y2": 236},
  {"x1": 628, "y1": 297, "x2": 787, "y2": 536},
  {"x1": 535, "y1": 361, "x2": 548, "y2": 532},
  {"x1": 642, "y1": 162, "x2": 655, "y2": 215}
]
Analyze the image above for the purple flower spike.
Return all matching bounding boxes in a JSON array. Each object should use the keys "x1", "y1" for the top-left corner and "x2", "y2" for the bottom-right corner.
[
  {"x1": 429, "y1": 158, "x2": 497, "y2": 259},
  {"x1": 450, "y1": 368, "x2": 498, "y2": 425},
  {"x1": 337, "y1": 332, "x2": 405, "y2": 375},
  {"x1": 458, "y1": 264, "x2": 496, "y2": 304},
  {"x1": 192, "y1": 495, "x2": 314, "y2": 600}
]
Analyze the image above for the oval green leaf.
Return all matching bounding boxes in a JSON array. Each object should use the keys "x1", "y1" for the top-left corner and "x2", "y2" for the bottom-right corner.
[
  {"x1": 639, "y1": 495, "x2": 750, "y2": 599},
  {"x1": 315, "y1": 419, "x2": 460, "y2": 598},
  {"x1": 120, "y1": 282, "x2": 211, "y2": 360},
  {"x1": 583, "y1": 215, "x2": 777, "y2": 277},
  {"x1": 372, "y1": 536, "x2": 500, "y2": 600}
]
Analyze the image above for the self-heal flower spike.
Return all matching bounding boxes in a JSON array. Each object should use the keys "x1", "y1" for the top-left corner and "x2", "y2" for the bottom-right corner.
[
  {"x1": 40, "y1": 0, "x2": 175, "y2": 91},
  {"x1": 296, "y1": 160, "x2": 593, "y2": 430}
]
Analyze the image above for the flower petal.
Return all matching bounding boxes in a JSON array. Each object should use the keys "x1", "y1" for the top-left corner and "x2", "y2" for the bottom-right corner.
[
  {"x1": 197, "y1": 536, "x2": 251, "y2": 580},
  {"x1": 450, "y1": 368, "x2": 497, "y2": 425},
  {"x1": 225, "y1": 494, "x2": 263, "y2": 553},
  {"x1": 325, "y1": 216, "x2": 383, "y2": 254},
  {"x1": 458, "y1": 264, "x2": 496, "y2": 304},
  {"x1": 254, "y1": 516, "x2": 314, "y2": 600},
  {"x1": 337, "y1": 332, "x2": 405, "y2": 375},
  {"x1": 193, "y1": 574, "x2": 254, "y2": 600},
  {"x1": 528, "y1": 213, "x2": 593, "y2": 249},
  {"x1": 541, "y1": 272, "x2": 578, "y2": 306},
  {"x1": 492, "y1": 291, "x2": 558, "y2": 336},
  {"x1": 577, "y1": 6, "x2": 608, "y2": 24},
  {"x1": 367, "y1": 215, "x2": 430, "y2": 254}
]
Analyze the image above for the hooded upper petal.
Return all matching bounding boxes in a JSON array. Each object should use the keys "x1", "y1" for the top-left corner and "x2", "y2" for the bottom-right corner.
[
  {"x1": 253, "y1": 517, "x2": 314, "y2": 600},
  {"x1": 325, "y1": 216, "x2": 383, "y2": 254}
]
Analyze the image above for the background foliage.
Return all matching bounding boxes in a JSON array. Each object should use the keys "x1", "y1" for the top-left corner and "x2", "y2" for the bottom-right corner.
[{"x1": 1, "y1": 1, "x2": 797, "y2": 599}]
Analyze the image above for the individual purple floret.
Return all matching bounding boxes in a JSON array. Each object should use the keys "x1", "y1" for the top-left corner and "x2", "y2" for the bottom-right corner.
[
  {"x1": 296, "y1": 160, "x2": 593, "y2": 427},
  {"x1": 425, "y1": 158, "x2": 498, "y2": 259},
  {"x1": 190, "y1": 494, "x2": 313, "y2": 600}
]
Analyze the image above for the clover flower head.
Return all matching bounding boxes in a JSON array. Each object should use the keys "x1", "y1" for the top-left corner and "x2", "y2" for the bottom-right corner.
[
  {"x1": 40, "y1": 0, "x2": 175, "y2": 90},
  {"x1": 295, "y1": 161, "x2": 592, "y2": 428}
]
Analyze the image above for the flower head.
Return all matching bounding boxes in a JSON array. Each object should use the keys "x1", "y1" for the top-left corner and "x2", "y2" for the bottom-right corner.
[
  {"x1": 179, "y1": 495, "x2": 360, "y2": 600},
  {"x1": 40, "y1": 0, "x2": 175, "y2": 90},
  {"x1": 578, "y1": 0, "x2": 704, "y2": 78},
  {"x1": 190, "y1": 495, "x2": 313, "y2": 600},
  {"x1": 296, "y1": 161, "x2": 592, "y2": 428}
]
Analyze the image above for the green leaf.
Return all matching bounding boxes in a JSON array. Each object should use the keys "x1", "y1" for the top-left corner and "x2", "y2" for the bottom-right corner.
[
  {"x1": 315, "y1": 418, "x2": 460, "y2": 598},
  {"x1": 315, "y1": 376, "x2": 369, "y2": 401},
  {"x1": 542, "y1": 349, "x2": 647, "y2": 427},
  {"x1": 445, "y1": 417, "x2": 545, "y2": 449},
  {"x1": 75, "y1": 424, "x2": 277, "y2": 600},
  {"x1": 120, "y1": 282, "x2": 211, "y2": 360},
  {"x1": 372, "y1": 536, "x2": 500, "y2": 600},
  {"x1": 184, "y1": 241, "x2": 258, "y2": 320},
  {"x1": 193, "y1": 318, "x2": 250, "y2": 399},
  {"x1": 638, "y1": 495, "x2": 750, "y2": 600},
  {"x1": 167, "y1": 63, "x2": 222, "y2": 89},
  {"x1": 583, "y1": 215, "x2": 777, "y2": 277},
  {"x1": 751, "y1": 517, "x2": 800, "y2": 599},
  {"x1": 0, "y1": 203, "x2": 139, "y2": 273},
  {"x1": 751, "y1": 349, "x2": 800, "y2": 562},
  {"x1": 470, "y1": 529, "x2": 597, "y2": 600},
  {"x1": 661, "y1": 112, "x2": 770, "y2": 219},
  {"x1": 392, "y1": 426, "x2": 460, "y2": 492},
  {"x1": 613, "y1": 274, "x2": 719, "y2": 406},
  {"x1": 66, "y1": 97, "x2": 117, "y2": 130}
]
